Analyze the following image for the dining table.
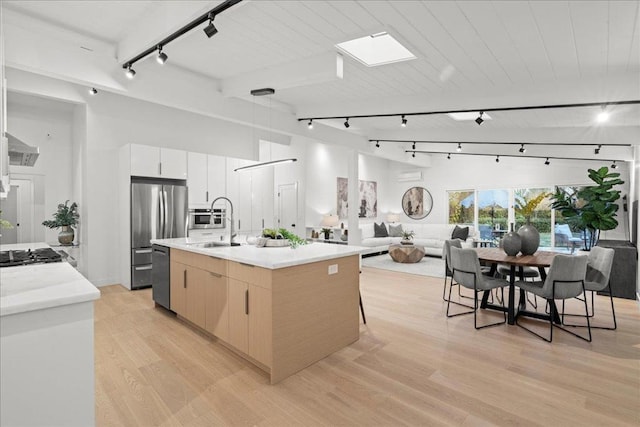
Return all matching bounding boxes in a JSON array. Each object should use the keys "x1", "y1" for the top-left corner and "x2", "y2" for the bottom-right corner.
[{"x1": 474, "y1": 247, "x2": 563, "y2": 325}]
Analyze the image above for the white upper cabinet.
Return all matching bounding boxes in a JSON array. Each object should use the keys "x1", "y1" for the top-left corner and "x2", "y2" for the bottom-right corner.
[
  {"x1": 130, "y1": 144, "x2": 187, "y2": 179},
  {"x1": 188, "y1": 153, "x2": 226, "y2": 207}
]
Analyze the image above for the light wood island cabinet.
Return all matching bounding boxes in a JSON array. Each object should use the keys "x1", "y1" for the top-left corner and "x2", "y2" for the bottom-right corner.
[{"x1": 168, "y1": 247, "x2": 359, "y2": 383}]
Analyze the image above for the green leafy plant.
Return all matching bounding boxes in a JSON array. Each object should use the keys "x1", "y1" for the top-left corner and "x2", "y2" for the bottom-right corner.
[
  {"x1": 550, "y1": 167, "x2": 623, "y2": 250},
  {"x1": 42, "y1": 200, "x2": 79, "y2": 229},
  {"x1": 0, "y1": 210, "x2": 13, "y2": 229},
  {"x1": 320, "y1": 228, "x2": 332, "y2": 239},
  {"x1": 262, "y1": 227, "x2": 307, "y2": 249},
  {"x1": 401, "y1": 230, "x2": 415, "y2": 240}
]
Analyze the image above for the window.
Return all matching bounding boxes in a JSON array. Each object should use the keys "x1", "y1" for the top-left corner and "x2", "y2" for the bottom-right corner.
[
  {"x1": 448, "y1": 190, "x2": 475, "y2": 225},
  {"x1": 477, "y1": 189, "x2": 509, "y2": 241},
  {"x1": 514, "y1": 188, "x2": 553, "y2": 248}
]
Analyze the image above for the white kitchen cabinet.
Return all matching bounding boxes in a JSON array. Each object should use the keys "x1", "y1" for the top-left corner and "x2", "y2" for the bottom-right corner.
[
  {"x1": 130, "y1": 144, "x2": 187, "y2": 179},
  {"x1": 226, "y1": 157, "x2": 253, "y2": 234},
  {"x1": 188, "y1": 152, "x2": 227, "y2": 207}
]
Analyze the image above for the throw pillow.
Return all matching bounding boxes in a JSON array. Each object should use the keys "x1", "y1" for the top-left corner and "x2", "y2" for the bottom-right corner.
[
  {"x1": 374, "y1": 222, "x2": 389, "y2": 237},
  {"x1": 388, "y1": 224, "x2": 403, "y2": 237},
  {"x1": 451, "y1": 225, "x2": 469, "y2": 241}
]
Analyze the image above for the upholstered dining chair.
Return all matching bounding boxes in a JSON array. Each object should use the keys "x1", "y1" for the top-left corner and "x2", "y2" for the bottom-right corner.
[
  {"x1": 497, "y1": 264, "x2": 540, "y2": 308},
  {"x1": 447, "y1": 247, "x2": 508, "y2": 329},
  {"x1": 562, "y1": 246, "x2": 616, "y2": 330},
  {"x1": 442, "y1": 239, "x2": 463, "y2": 301},
  {"x1": 516, "y1": 255, "x2": 590, "y2": 342}
]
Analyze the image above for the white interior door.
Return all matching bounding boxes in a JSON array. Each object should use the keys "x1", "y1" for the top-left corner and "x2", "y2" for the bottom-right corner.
[
  {"x1": 278, "y1": 182, "x2": 297, "y2": 234},
  {"x1": 0, "y1": 179, "x2": 33, "y2": 244}
]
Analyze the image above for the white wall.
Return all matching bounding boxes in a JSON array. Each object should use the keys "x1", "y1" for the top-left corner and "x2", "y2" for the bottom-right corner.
[{"x1": 7, "y1": 95, "x2": 74, "y2": 245}]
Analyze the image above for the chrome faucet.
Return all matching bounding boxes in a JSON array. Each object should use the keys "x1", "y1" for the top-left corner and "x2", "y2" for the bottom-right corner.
[{"x1": 210, "y1": 196, "x2": 239, "y2": 246}]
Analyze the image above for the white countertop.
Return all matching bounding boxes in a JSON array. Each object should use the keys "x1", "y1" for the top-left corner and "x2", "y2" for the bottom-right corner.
[
  {"x1": 0, "y1": 242, "x2": 51, "y2": 251},
  {"x1": 0, "y1": 251, "x2": 100, "y2": 317},
  {"x1": 151, "y1": 237, "x2": 365, "y2": 269}
]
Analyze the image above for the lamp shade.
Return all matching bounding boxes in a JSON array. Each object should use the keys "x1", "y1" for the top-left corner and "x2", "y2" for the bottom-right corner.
[
  {"x1": 387, "y1": 213, "x2": 400, "y2": 223},
  {"x1": 320, "y1": 214, "x2": 339, "y2": 227}
]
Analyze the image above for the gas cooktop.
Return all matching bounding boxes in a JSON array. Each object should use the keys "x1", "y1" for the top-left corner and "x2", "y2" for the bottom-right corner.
[{"x1": 0, "y1": 248, "x2": 63, "y2": 268}]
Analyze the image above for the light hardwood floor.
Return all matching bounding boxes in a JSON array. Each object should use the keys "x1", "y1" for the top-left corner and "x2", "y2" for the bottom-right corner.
[{"x1": 95, "y1": 267, "x2": 640, "y2": 426}]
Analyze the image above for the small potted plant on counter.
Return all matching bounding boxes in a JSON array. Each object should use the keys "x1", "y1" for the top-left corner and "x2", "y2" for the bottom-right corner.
[
  {"x1": 260, "y1": 228, "x2": 307, "y2": 248},
  {"x1": 401, "y1": 230, "x2": 415, "y2": 245},
  {"x1": 42, "y1": 200, "x2": 79, "y2": 245}
]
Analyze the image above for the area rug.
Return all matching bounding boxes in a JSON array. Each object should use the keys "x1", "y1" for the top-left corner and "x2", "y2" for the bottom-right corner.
[{"x1": 361, "y1": 253, "x2": 445, "y2": 278}]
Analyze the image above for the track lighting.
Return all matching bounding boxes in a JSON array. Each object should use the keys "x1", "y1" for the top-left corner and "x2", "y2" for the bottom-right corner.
[
  {"x1": 203, "y1": 13, "x2": 218, "y2": 38},
  {"x1": 519, "y1": 144, "x2": 526, "y2": 153},
  {"x1": 475, "y1": 111, "x2": 484, "y2": 125},
  {"x1": 495, "y1": 155, "x2": 500, "y2": 163},
  {"x1": 412, "y1": 142, "x2": 416, "y2": 150},
  {"x1": 375, "y1": 140, "x2": 380, "y2": 148},
  {"x1": 156, "y1": 45, "x2": 168, "y2": 64},
  {"x1": 344, "y1": 118, "x2": 350, "y2": 128},
  {"x1": 594, "y1": 145, "x2": 601, "y2": 155},
  {"x1": 544, "y1": 158, "x2": 550, "y2": 165},
  {"x1": 611, "y1": 161, "x2": 618, "y2": 169},
  {"x1": 447, "y1": 153, "x2": 451, "y2": 160},
  {"x1": 456, "y1": 143, "x2": 462, "y2": 152},
  {"x1": 307, "y1": 119, "x2": 313, "y2": 129},
  {"x1": 401, "y1": 115, "x2": 407, "y2": 127},
  {"x1": 125, "y1": 64, "x2": 136, "y2": 79},
  {"x1": 88, "y1": 87, "x2": 98, "y2": 95},
  {"x1": 412, "y1": 152, "x2": 416, "y2": 158}
]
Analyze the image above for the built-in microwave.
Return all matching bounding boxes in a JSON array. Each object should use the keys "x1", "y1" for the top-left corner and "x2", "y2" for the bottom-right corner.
[{"x1": 189, "y1": 208, "x2": 226, "y2": 229}]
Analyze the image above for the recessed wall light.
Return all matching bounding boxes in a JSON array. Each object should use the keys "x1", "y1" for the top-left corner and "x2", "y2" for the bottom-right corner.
[{"x1": 335, "y1": 32, "x2": 416, "y2": 67}]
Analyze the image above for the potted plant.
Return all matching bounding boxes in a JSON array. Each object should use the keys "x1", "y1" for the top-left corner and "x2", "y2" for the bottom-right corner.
[
  {"x1": 42, "y1": 200, "x2": 79, "y2": 245},
  {"x1": 320, "y1": 228, "x2": 332, "y2": 240},
  {"x1": 261, "y1": 228, "x2": 307, "y2": 248},
  {"x1": 401, "y1": 230, "x2": 415, "y2": 245},
  {"x1": 0, "y1": 210, "x2": 13, "y2": 231},
  {"x1": 550, "y1": 166, "x2": 624, "y2": 251}
]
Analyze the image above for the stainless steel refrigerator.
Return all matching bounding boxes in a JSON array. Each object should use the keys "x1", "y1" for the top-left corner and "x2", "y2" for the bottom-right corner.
[{"x1": 131, "y1": 177, "x2": 187, "y2": 290}]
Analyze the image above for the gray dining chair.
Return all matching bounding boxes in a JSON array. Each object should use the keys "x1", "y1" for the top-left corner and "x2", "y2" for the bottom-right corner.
[
  {"x1": 442, "y1": 239, "x2": 464, "y2": 301},
  {"x1": 447, "y1": 247, "x2": 508, "y2": 329},
  {"x1": 497, "y1": 264, "x2": 540, "y2": 308},
  {"x1": 516, "y1": 255, "x2": 590, "y2": 342},
  {"x1": 562, "y1": 246, "x2": 616, "y2": 330}
]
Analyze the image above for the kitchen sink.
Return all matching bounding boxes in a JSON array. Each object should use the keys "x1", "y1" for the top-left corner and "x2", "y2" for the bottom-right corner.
[{"x1": 188, "y1": 241, "x2": 242, "y2": 248}]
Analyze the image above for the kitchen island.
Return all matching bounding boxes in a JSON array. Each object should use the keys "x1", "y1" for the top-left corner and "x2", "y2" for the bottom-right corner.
[
  {"x1": 151, "y1": 238, "x2": 364, "y2": 384},
  {"x1": 0, "y1": 242, "x2": 101, "y2": 426}
]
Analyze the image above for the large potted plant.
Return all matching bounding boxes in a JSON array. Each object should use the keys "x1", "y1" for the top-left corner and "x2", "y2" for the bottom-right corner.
[
  {"x1": 550, "y1": 166, "x2": 623, "y2": 251},
  {"x1": 42, "y1": 200, "x2": 79, "y2": 245}
]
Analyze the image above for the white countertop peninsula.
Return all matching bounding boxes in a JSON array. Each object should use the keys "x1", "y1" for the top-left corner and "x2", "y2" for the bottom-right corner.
[
  {"x1": 151, "y1": 237, "x2": 366, "y2": 269},
  {"x1": 0, "y1": 242, "x2": 100, "y2": 426},
  {"x1": 151, "y1": 237, "x2": 364, "y2": 384}
]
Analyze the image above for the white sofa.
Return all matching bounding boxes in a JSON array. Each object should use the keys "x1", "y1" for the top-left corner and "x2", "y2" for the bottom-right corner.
[{"x1": 358, "y1": 223, "x2": 477, "y2": 256}]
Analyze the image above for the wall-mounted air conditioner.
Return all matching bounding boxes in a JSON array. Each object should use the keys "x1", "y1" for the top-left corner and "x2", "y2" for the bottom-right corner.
[{"x1": 397, "y1": 170, "x2": 423, "y2": 182}]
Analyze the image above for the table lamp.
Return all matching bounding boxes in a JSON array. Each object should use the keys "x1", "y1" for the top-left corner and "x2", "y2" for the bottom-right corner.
[
  {"x1": 387, "y1": 213, "x2": 400, "y2": 223},
  {"x1": 320, "y1": 214, "x2": 339, "y2": 228}
]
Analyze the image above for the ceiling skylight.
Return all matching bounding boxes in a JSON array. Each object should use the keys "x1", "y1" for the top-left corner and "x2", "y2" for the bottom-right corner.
[
  {"x1": 447, "y1": 112, "x2": 492, "y2": 121},
  {"x1": 336, "y1": 32, "x2": 416, "y2": 67}
]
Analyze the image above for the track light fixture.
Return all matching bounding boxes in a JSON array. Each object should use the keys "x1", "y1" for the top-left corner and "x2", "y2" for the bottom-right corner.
[
  {"x1": 88, "y1": 87, "x2": 98, "y2": 95},
  {"x1": 611, "y1": 161, "x2": 618, "y2": 169},
  {"x1": 447, "y1": 153, "x2": 451, "y2": 160},
  {"x1": 375, "y1": 140, "x2": 380, "y2": 148},
  {"x1": 594, "y1": 145, "x2": 601, "y2": 154},
  {"x1": 406, "y1": 149, "x2": 624, "y2": 165},
  {"x1": 125, "y1": 64, "x2": 136, "y2": 79},
  {"x1": 121, "y1": 0, "x2": 241, "y2": 78},
  {"x1": 203, "y1": 13, "x2": 218, "y2": 38},
  {"x1": 519, "y1": 144, "x2": 526, "y2": 153},
  {"x1": 475, "y1": 111, "x2": 484, "y2": 125},
  {"x1": 544, "y1": 158, "x2": 550, "y2": 165},
  {"x1": 456, "y1": 143, "x2": 462, "y2": 152},
  {"x1": 156, "y1": 45, "x2": 168, "y2": 64},
  {"x1": 401, "y1": 115, "x2": 407, "y2": 127},
  {"x1": 412, "y1": 152, "x2": 416, "y2": 158},
  {"x1": 495, "y1": 155, "x2": 500, "y2": 163},
  {"x1": 412, "y1": 142, "x2": 416, "y2": 150},
  {"x1": 307, "y1": 119, "x2": 313, "y2": 129},
  {"x1": 344, "y1": 118, "x2": 350, "y2": 128}
]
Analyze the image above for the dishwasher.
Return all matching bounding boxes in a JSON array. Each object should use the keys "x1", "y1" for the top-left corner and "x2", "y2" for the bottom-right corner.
[{"x1": 151, "y1": 244, "x2": 171, "y2": 310}]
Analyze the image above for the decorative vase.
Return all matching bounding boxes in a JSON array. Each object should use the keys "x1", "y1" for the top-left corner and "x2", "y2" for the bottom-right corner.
[
  {"x1": 502, "y1": 224, "x2": 521, "y2": 256},
  {"x1": 518, "y1": 223, "x2": 540, "y2": 255},
  {"x1": 58, "y1": 225, "x2": 74, "y2": 245}
]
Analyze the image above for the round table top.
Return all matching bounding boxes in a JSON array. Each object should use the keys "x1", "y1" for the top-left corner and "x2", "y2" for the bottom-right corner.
[{"x1": 474, "y1": 247, "x2": 560, "y2": 267}]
